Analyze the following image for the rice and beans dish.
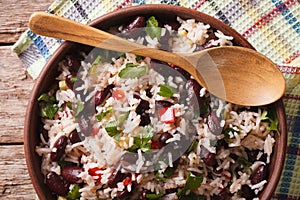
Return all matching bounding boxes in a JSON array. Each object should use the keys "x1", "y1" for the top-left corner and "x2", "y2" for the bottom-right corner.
[{"x1": 36, "y1": 15, "x2": 279, "y2": 200}]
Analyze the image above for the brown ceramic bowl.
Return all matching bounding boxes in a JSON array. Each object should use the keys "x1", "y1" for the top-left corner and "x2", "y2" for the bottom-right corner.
[{"x1": 24, "y1": 4, "x2": 287, "y2": 200}]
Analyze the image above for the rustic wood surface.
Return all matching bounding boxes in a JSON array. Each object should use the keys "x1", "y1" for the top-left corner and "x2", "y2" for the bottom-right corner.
[{"x1": 0, "y1": 0, "x2": 52, "y2": 199}]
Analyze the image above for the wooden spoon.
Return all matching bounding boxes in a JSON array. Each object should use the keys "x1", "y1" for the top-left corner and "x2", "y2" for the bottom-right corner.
[{"x1": 29, "y1": 12, "x2": 285, "y2": 106}]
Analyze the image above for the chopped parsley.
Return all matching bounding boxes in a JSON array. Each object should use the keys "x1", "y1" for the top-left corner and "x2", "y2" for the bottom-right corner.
[
  {"x1": 104, "y1": 120, "x2": 121, "y2": 141},
  {"x1": 146, "y1": 16, "x2": 162, "y2": 40},
  {"x1": 128, "y1": 125, "x2": 154, "y2": 153},
  {"x1": 95, "y1": 106, "x2": 113, "y2": 121},
  {"x1": 158, "y1": 84, "x2": 176, "y2": 97},
  {"x1": 145, "y1": 193, "x2": 164, "y2": 199},
  {"x1": 223, "y1": 127, "x2": 240, "y2": 143},
  {"x1": 66, "y1": 184, "x2": 81, "y2": 200},
  {"x1": 177, "y1": 172, "x2": 203, "y2": 199},
  {"x1": 38, "y1": 93, "x2": 59, "y2": 120},
  {"x1": 119, "y1": 63, "x2": 148, "y2": 79},
  {"x1": 261, "y1": 108, "x2": 280, "y2": 134},
  {"x1": 237, "y1": 156, "x2": 252, "y2": 172}
]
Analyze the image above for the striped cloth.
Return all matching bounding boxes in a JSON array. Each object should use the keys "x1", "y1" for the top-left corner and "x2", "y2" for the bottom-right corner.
[{"x1": 13, "y1": 0, "x2": 300, "y2": 199}]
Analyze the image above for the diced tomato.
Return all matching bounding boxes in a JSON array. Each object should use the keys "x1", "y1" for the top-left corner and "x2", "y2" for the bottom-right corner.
[
  {"x1": 158, "y1": 107, "x2": 175, "y2": 124},
  {"x1": 112, "y1": 89, "x2": 125, "y2": 100},
  {"x1": 88, "y1": 167, "x2": 102, "y2": 182},
  {"x1": 151, "y1": 140, "x2": 163, "y2": 149},
  {"x1": 122, "y1": 177, "x2": 132, "y2": 186}
]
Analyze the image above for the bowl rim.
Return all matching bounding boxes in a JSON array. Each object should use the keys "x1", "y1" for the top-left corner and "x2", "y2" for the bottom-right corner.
[{"x1": 24, "y1": 4, "x2": 287, "y2": 200}]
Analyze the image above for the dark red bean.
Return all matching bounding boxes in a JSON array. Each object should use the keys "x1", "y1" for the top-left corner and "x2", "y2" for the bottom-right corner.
[
  {"x1": 207, "y1": 112, "x2": 222, "y2": 135},
  {"x1": 121, "y1": 16, "x2": 146, "y2": 34},
  {"x1": 46, "y1": 172, "x2": 70, "y2": 196},
  {"x1": 200, "y1": 146, "x2": 217, "y2": 167},
  {"x1": 62, "y1": 165, "x2": 84, "y2": 184},
  {"x1": 251, "y1": 164, "x2": 267, "y2": 185},
  {"x1": 155, "y1": 100, "x2": 173, "y2": 109},
  {"x1": 159, "y1": 132, "x2": 173, "y2": 146},
  {"x1": 241, "y1": 185, "x2": 255, "y2": 199},
  {"x1": 140, "y1": 112, "x2": 151, "y2": 126},
  {"x1": 164, "y1": 21, "x2": 180, "y2": 31},
  {"x1": 141, "y1": 188, "x2": 150, "y2": 200},
  {"x1": 94, "y1": 84, "x2": 114, "y2": 106},
  {"x1": 145, "y1": 88, "x2": 152, "y2": 98},
  {"x1": 66, "y1": 55, "x2": 81, "y2": 72},
  {"x1": 116, "y1": 183, "x2": 135, "y2": 200},
  {"x1": 135, "y1": 97, "x2": 150, "y2": 126},
  {"x1": 51, "y1": 136, "x2": 68, "y2": 161},
  {"x1": 246, "y1": 149, "x2": 259, "y2": 163},
  {"x1": 69, "y1": 130, "x2": 82, "y2": 144},
  {"x1": 107, "y1": 165, "x2": 127, "y2": 188},
  {"x1": 212, "y1": 188, "x2": 231, "y2": 200},
  {"x1": 186, "y1": 79, "x2": 204, "y2": 114}
]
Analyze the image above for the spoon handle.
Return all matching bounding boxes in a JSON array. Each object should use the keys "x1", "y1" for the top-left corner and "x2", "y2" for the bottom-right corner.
[{"x1": 29, "y1": 12, "x2": 185, "y2": 65}]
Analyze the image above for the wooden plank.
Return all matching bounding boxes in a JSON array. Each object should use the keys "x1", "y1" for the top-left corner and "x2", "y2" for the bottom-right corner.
[
  {"x1": 0, "y1": 145, "x2": 36, "y2": 199},
  {"x1": 0, "y1": 46, "x2": 34, "y2": 143},
  {"x1": 0, "y1": 0, "x2": 51, "y2": 43}
]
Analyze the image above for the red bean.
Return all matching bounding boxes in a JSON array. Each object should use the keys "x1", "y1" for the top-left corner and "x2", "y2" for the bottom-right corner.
[
  {"x1": 46, "y1": 172, "x2": 69, "y2": 196},
  {"x1": 212, "y1": 188, "x2": 231, "y2": 200},
  {"x1": 207, "y1": 112, "x2": 222, "y2": 135},
  {"x1": 135, "y1": 96, "x2": 150, "y2": 126},
  {"x1": 155, "y1": 100, "x2": 173, "y2": 109},
  {"x1": 121, "y1": 16, "x2": 146, "y2": 37},
  {"x1": 251, "y1": 164, "x2": 266, "y2": 185},
  {"x1": 116, "y1": 183, "x2": 135, "y2": 200},
  {"x1": 62, "y1": 165, "x2": 84, "y2": 184},
  {"x1": 66, "y1": 55, "x2": 81, "y2": 72},
  {"x1": 200, "y1": 146, "x2": 217, "y2": 167},
  {"x1": 241, "y1": 185, "x2": 255, "y2": 199},
  {"x1": 69, "y1": 130, "x2": 82, "y2": 144},
  {"x1": 159, "y1": 132, "x2": 173, "y2": 146},
  {"x1": 94, "y1": 84, "x2": 114, "y2": 106},
  {"x1": 186, "y1": 79, "x2": 203, "y2": 109},
  {"x1": 107, "y1": 165, "x2": 127, "y2": 188},
  {"x1": 51, "y1": 136, "x2": 68, "y2": 161}
]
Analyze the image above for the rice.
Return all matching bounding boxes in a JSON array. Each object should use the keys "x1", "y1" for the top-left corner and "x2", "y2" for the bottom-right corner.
[{"x1": 35, "y1": 15, "x2": 278, "y2": 200}]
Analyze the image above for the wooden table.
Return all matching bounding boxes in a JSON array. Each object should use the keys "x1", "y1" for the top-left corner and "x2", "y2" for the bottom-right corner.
[{"x1": 0, "y1": 1, "x2": 53, "y2": 199}]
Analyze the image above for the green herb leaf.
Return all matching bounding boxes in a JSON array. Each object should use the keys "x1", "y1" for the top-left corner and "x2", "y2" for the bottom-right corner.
[
  {"x1": 223, "y1": 128, "x2": 240, "y2": 143},
  {"x1": 70, "y1": 77, "x2": 78, "y2": 83},
  {"x1": 104, "y1": 120, "x2": 121, "y2": 141},
  {"x1": 128, "y1": 125, "x2": 154, "y2": 153},
  {"x1": 177, "y1": 172, "x2": 203, "y2": 199},
  {"x1": 66, "y1": 184, "x2": 81, "y2": 200},
  {"x1": 118, "y1": 112, "x2": 129, "y2": 127},
  {"x1": 145, "y1": 193, "x2": 164, "y2": 199},
  {"x1": 95, "y1": 106, "x2": 113, "y2": 121},
  {"x1": 136, "y1": 55, "x2": 144, "y2": 62},
  {"x1": 38, "y1": 93, "x2": 57, "y2": 103},
  {"x1": 261, "y1": 108, "x2": 279, "y2": 134},
  {"x1": 180, "y1": 192, "x2": 205, "y2": 200},
  {"x1": 158, "y1": 84, "x2": 176, "y2": 97},
  {"x1": 40, "y1": 103, "x2": 59, "y2": 119},
  {"x1": 75, "y1": 101, "x2": 84, "y2": 116},
  {"x1": 237, "y1": 156, "x2": 251, "y2": 172},
  {"x1": 89, "y1": 55, "x2": 101, "y2": 74},
  {"x1": 187, "y1": 140, "x2": 199, "y2": 153},
  {"x1": 119, "y1": 63, "x2": 148, "y2": 79},
  {"x1": 146, "y1": 16, "x2": 162, "y2": 40}
]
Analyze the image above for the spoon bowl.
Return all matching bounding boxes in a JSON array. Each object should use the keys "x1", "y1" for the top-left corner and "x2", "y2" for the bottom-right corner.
[{"x1": 29, "y1": 12, "x2": 285, "y2": 106}]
